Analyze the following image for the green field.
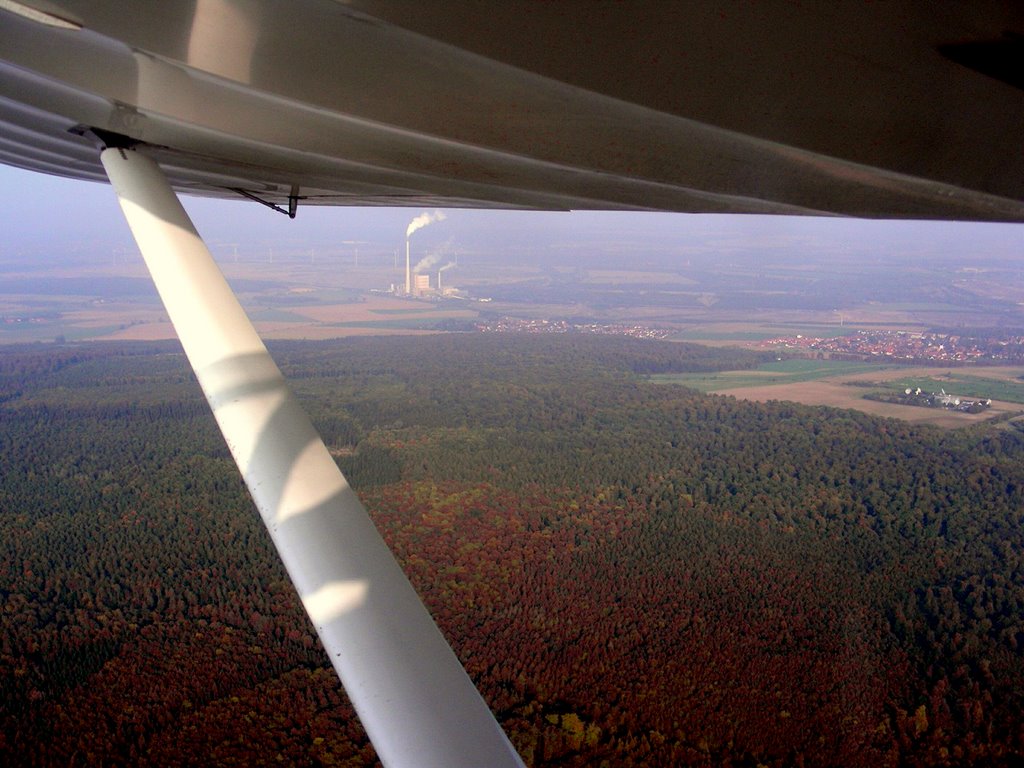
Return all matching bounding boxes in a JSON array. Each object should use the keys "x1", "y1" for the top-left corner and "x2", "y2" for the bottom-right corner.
[
  {"x1": 647, "y1": 358, "x2": 888, "y2": 392},
  {"x1": 670, "y1": 330, "x2": 780, "y2": 342},
  {"x1": 868, "y1": 374, "x2": 1024, "y2": 405}
]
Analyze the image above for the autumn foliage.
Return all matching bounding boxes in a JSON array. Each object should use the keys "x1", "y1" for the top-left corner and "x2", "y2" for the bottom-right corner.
[{"x1": 2, "y1": 336, "x2": 1023, "y2": 766}]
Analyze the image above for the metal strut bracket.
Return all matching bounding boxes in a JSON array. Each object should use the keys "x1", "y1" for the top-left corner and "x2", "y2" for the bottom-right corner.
[
  {"x1": 229, "y1": 184, "x2": 301, "y2": 218},
  {"x1": 100, "y1": 147, "x2": 524, "y2": 768}
]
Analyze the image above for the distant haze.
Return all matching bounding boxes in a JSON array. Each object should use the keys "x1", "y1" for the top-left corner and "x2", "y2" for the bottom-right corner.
[{"x1": 1, "y1": 164, "x2": 1023, "y2": 272}]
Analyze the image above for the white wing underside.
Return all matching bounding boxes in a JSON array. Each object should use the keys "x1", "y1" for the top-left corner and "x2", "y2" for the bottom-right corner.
[{"x1": 1, "y1": 0, "x2": 1023, "y2": 221}]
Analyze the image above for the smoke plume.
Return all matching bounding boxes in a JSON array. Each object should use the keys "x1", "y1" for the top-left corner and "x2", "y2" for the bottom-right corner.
[
  {"x1": 414, "y1": 238, "x2": 454, "y2": 273},
  {"x1": 406, "y1": 210, "x2": 446, "y2": 238},
  {"x1": 414, "y1": 253, "x2": 442, "y2": 273}
]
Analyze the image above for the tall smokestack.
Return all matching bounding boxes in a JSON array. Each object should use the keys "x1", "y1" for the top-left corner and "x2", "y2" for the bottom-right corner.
[
  {"x1": 405, "y1": 211, "x2": 445, "y2": 296},
  {"x1": 437, "y1": 261, "x2": 455, "y2": 294}
]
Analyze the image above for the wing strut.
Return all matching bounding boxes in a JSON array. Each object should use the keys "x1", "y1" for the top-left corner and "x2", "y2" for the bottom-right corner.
[{"x1": 99, "y1": 147, "x2": 525, "y2": 768}]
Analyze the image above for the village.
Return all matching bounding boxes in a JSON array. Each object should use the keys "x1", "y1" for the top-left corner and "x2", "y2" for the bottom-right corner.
[{"x1": 762, "y1": 329, "x2": 1024, "y2": 364}]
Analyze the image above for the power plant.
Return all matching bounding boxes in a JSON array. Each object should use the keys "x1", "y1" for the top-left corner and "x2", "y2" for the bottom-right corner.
[{"x1": 396, "y1": 211, "x2": 451, "y2": 298}]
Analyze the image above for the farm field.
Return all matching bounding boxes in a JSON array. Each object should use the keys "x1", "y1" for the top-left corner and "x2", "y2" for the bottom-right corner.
[
  {"x1": 0, "y1": 259, "x2": 482, "y2": 343},
  {"x1": 654, "y1": 360, "x2": 1024, "y2": 427},
  {"x1": 88, "y1": 296, "x2": 476, "y2": 341},
  {"x1": 647, "y1": 358, "x2": 889, "y2": 392},
  {"x1": 670, "y1": 323, "x2": 863, "y2": 342},
  {"x1": 859, "y1": 371, "x2": 1024, "y2": 405}
]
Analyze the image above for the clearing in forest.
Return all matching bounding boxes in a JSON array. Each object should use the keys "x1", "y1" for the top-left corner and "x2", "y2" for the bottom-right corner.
[{"x1": 652, "y1": 361, "x2": 1024, "y2": 427}]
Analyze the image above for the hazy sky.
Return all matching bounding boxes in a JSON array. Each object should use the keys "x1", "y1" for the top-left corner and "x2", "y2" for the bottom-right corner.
[{"x1": 2, "y1": 163, "x2": 1023, "y2": 270}]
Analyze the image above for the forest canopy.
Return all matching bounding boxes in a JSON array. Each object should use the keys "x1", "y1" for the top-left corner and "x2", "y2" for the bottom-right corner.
[{"x1": 1, "y1": 335, "x2": 1022, "y2": 766}]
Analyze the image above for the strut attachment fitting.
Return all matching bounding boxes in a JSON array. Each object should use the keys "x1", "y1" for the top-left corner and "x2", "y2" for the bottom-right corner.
[{"x1": 230, "y1": 184, "x2": 301, "y2": 219}]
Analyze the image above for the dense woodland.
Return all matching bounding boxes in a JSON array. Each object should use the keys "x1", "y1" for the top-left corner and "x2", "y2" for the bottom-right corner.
[{"x1": 1, "y1": 335, "x2": 1023, "y2": 766}]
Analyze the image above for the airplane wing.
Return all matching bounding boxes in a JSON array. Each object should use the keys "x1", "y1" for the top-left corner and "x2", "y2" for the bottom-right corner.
[
  {"x1": 2, "y1": 2, "x2": 1023, "y2": 767},
  {"x1": 2, "y1": 0, "x2": 1023, "y2": 220}
]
